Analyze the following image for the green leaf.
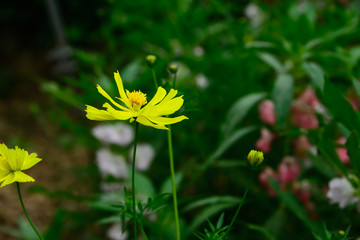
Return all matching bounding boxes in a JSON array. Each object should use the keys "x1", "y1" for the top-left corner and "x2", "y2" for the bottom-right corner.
[
  {"x1": 245, "y1": 41, "x2": 274, "y2": 49},
  {"x1": 222, "y1": 92, "x2": 267, "y2": 137},
  {"x1": 44, "y1": 210, "x2": 66, "y2": 240},
  {"x1": 216, "y1": 213, "x2": 225, "y2": 229},
  {"x1": 303, "y1": 62, "x2": 324, "y2": 92},
  {"x1": 97, "y1": 215, "x2": 121, "y2": 225},
  {"x1": 307, "y1": 153, "x2": 337, "y2": 179},
  {"x1": 257, "y1": 52, "x2": 285, "y2": 73},
  {"x1": 121, "y1": 59, "x2": 142, "y2": 83},
  {"x1": 243, "y1": 222, "x2": 277, "y2": 240},
  {"x1": 160, "y1": 172, "x2": 183, "y2": 194},
  {"x1": 183, "y1": 196, "x2": 241, "y2": 212},
  {"x1": 146, "y1": 193, "x2": 172, "y2": 213},
  {"x1": 264, "y1": 207, "x2": 287, "y2": 237},
  {"x1": 351, "y1": 77, "x2": 360, "y2": 98},
  {"x1": 268, "y1": 179, "x2": 321, "y2": 235},
  {"x1": 126, "y1": 170, "x2": 156, "y2": 198},
  {"x1": 203, "y1": 126, "x2": 256, "y2": 169},
  {"x1": 41, "y1": 82, "x2": 83, "y2": 107},
  {"x1": 310, "y1": 121, "x2": 348, "y2": 177},
  {"x1": 345, "y1": 132, "x2": 360, "y2": 173},
  {"x1": 304, "y1": 17, "x2": 358, "y2": 50},
  {"x1": 323, "y1": 80, "x2": 360, "y2": 133},
  {"x1": 187, "y1": 203, "x2": 237, "y2": 234},
  {"x1": 273, "y1": 74, "x2": 294, "y2": 128}
]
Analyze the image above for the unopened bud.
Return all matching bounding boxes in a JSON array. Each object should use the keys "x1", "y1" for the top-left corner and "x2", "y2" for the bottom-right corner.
[
  {"x1": 168, "y1": 64, "x2": 178, "y2": 74},
  {"x1": 146, "y1": 55, "x2": 156, "y2": 67},
  {"x1": 247, "y1": 150, "x2": 264, "y2": 167}
]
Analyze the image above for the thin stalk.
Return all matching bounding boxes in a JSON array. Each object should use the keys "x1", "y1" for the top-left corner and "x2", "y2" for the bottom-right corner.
[
  {"x1": 224, "y1": 188, "x2": 248, "y2": 237},
  {"x1": 132, "y1": 122, "x2": 140, "y2": 239},
  {"x1": 168, "y1": 128, "x2": 181, "y2": 240},
  {"x1": 139, "y1": 222, "x2": 149, "y2": 240},
  {"x1": 172, "y1": 73, "x2": 177, "y2": 89},
  {"x1": 151, "y1": 68, "x2": 158, "y2": 89},
  {"x1": 16, "y1": 182, "x2": 44, "y2": 240}
]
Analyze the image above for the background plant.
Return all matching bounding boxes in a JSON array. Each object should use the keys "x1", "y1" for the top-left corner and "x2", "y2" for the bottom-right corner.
[{"x1": 1, "y1": 0, "x2": 360, "y2": 239}]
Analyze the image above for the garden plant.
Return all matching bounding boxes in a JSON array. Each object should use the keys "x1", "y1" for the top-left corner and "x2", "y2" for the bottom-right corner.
[{"x1": 1, "y1": 0, "x2": 360, "y2": 239}]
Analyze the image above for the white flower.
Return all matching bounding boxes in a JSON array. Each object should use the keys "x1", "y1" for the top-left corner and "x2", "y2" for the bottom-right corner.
[
  {"x1": 107, "y1": 223, "x2": 128, "y2": 240},
  {"x1": 91, "y1": 123, "x2": 134, "y2": 146},
  {"x1": 195, "y1": 74, "x2": 209, "y2": 89},
  {"x1": 100, "y1": 182, "x2": 124, "y2": 193},
  {"x1": 96, "y1": 148, "x2": 128, "y2": 179},
  {"x1": 244, "y1": 3, "x2": 264, "y2": 27},
  {"x1": 193, "y1": 46, "x2": 204, "y2": 57},
  {"x1": 327, "y1": 177, "x2": 359, "y2": 209},
  {"x1": 130, "y1": 143, "x2": 155, "y2": 171}
]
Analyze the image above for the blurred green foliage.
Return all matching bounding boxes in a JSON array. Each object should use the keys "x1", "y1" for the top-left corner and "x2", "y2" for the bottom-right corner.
[{"x1": 2, "y1": 0, "x2": 360, "y2": 239}]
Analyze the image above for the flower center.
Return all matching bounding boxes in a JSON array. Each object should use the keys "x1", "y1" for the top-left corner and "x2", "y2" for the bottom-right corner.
[{"x1": 127, "y1": 90, "x2": 147, "y2": 110}]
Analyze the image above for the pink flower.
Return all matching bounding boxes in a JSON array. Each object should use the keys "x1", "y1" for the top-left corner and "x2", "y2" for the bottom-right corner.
[
  {"x1": 293, "y1": 182, "x2": 311, "y2": 205},
  {"x1": 291, "y1": 99, "x2": 319, "y2": 129},
  {"x1": 336, "y1": 137, "x2": 350, "y2": 165},
  {"x1": 258, "y1": 100, "x2": 276, "y2": 125},
  {"x1": 278, "y1": 156, "x2": 301, "y2": 183},
  {"x1": 255, "y1": 128, "x2": 275, "y2": 153},
  {"x1": 299, "y1": 88, "x2": 319, "y2": 108},
  {"x1": 259, "y1": 167, "x2": 278, "y2": 197},
  {"x1": 293, "y1": 135, "x2": 311, "y2": 158},
  {"x1": 347, "y1": 96, "x2": 360, "y2": 111}
]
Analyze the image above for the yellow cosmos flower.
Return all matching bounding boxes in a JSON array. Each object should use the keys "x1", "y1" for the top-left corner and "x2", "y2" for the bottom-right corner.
[
  {"x1": 0, "y1": 144, "x2": 42, "y2": 188},
  {"x1": 85, "y1": 71, "x2": 188, "y2": 130}
]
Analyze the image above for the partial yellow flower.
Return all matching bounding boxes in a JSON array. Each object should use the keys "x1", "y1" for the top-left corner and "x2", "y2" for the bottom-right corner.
[
  {"x1": 85, "y1": 71, "x2": 188, "y2": 130},
  {"x1": 247, "y1": 149, "x2": 264, "y2": 167},
  {"x1": 0, "y1": 144, "x2": 42, "y2": 188}
]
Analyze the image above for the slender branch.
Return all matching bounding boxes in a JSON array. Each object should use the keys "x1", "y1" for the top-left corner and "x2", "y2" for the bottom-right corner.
[
  {"x1": 151, "y1": 68, "x2": 158, "y2": 89},
  {"x1": 16, "y1": 182, "x2": 44, "y2": 240},
  {"x1": 132, "y1": 122, "x2": 140, "y2": 239},
  {"x1": 224, "y1": 188, "x2": 248, "y2": 237},
  {"x1": 139, "y1": 222, "x2": 149, "y2": 240},
  {"x1": 172, "y1": 73, "x2": 177, "y2": 89},
  {"x1": 168, "y1": 128, "x2": 181, "y2": 240}
]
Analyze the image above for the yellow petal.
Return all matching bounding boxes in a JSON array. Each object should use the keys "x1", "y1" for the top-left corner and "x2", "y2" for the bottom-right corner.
[
  {"x1": 160, "y1": 89, "x2": 178, "y2": 103},
  {"x1": 85, "y1": 105, "x2": 117, "y2": 121},
  {"x1": 0, "y1": 159, "x2": 10, "y2": 171},
  {"x1": 0, "y1": 172, "x2": 15, "y2": 187},
  {"x1": 114, "y1": 71, "x2": 132, "y2": 109},
  {"x1": 147, "y1": 87, "x2": 167, "y2": 106},
  {"x1": 136, "y1": 115, "x2": 169, "y2": 130},
  {"x1": 103, "y1": 103, "x2": 133, "y2": 120},
  {"x1": 0, "y1": 169, "x2": 10, "y2": 182},
  {"x1": 14, "y1": 146, "x2": 26, "y2": 169},
  {"x1": 155, "y1": 96, "x2": 184, "y2": 115},
  {"x1": 13, "y1": 171, "x2": 35, "y2": 183},
  {"x1": 146, "y1": 115, "x2": 188, "y2": 125},
  {"x1": 6, "y1": 148, "x2": 19, "y2": 170},
  {"x1": 22, "y1": 153, "x2": 42, "y2": 171},
  {"x1": 96, "y1": 85, "x2": 128, "y2": 110},
  {"x1": 0, "y1": 143, "x2": 8, "y2": 157}
]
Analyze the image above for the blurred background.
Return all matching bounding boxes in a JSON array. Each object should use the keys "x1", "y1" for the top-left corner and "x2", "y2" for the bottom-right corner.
[{"x1": 1, "y1": 0, "x2": 360, "y2": 239}]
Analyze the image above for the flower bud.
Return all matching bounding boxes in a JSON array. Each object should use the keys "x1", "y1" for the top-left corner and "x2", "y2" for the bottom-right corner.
[
  {"x1": 168, "y1": 64, "x2": 178, "y2": 74},
  {"x1": 146, "y1": 55, "x2": 156, "y2": 67},
  {"x1": 247, "y1": 150, "x2": 264, "y2": 167}
]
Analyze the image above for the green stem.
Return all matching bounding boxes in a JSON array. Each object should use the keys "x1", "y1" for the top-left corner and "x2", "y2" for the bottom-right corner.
[
  {"x1": 139, "y1": 222, "x2": 149, "y2": 240},
  {"x1": 151, "y1": 68, "x2": 158, "y2": 89},
  {"x1": 172, "y1": 73, "x2": 177, "y2": 89},
  {"x1": 132, "y1": 122, "x2": 140, "y2": 240},
  {"x1": 168, "y1": 128, "x2": 181, "y2": 240},
  {"x1": 224, "y1": 188, "x2": 248, "y2": 237},
  {"x1": 16, "y1": 182, "x2": 44, "y2": 240}
]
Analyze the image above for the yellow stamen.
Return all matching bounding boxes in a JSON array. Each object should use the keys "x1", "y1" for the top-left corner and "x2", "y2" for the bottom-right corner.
[{"x1": 127, "y1": 90, "x2": 147, "y2": 110}]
